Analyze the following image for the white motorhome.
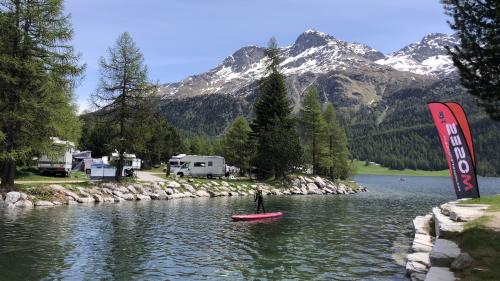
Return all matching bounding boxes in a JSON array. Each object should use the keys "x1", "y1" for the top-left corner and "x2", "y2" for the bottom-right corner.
[
  {"x1": 168, "y1": 154, "x2": 187, "y2": 173},
  {"x1": 90, "y1": 152, "x2": 141, "y2": 179},
  {"x1": 110, "y1": 152, "x2": 142, "y2": 170},
  {"x1": 172, "y1": 155, "x2": 226, "y2": 178},
  {"x1": 38, "y1": 137, "x2": 75, "y2": 177}
]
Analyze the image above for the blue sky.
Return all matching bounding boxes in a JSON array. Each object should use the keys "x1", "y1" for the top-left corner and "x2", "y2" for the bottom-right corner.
[{"x1": 65, "y1": 0, "x2": 452, "y2": 112}]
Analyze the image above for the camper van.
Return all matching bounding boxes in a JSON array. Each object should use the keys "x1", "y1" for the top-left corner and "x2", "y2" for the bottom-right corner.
[
  {"x1": 172, "y1": 155, "x2": 226, "y2": 178},
  {"x1": 90, "y1": 152, "x2": 141, "y2": 179},
  {"x1": 38, "y1": 137, "x2": 75, "y2": 176}
]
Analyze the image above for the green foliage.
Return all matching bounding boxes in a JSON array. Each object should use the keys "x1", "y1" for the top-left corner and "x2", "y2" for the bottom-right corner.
[
  {"x1": 222, "y1": 116, "x2": 255, "y2": 175},
  {"x1": 299, "y1": 86, "x2": 327, "y2": 175},
  {"x1": 442, "y1": 0, "x2": 500, "y2": 120},
  {"x1": 322, "y1": 103, "x2": 352, "y2": 180},
  {"x1": 251, "y1": 38, "x2": 302, "y2": 178},
  {"x1": 0, "y1": 0, "x2": 83, "y2": 188},
  {"x1": 90, "y1": 32, "x2": 156, "y2": 181},
  {"x1": 346, "y1": 80, "x2": 500, "y2": 177}
]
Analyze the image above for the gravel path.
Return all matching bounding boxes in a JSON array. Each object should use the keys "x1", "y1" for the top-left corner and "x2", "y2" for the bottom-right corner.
[{"x1": 136, "y1": 171, "x2": 166, "y2": 182}]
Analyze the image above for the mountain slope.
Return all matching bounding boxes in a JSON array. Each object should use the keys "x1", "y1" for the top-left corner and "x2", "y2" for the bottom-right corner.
[{"x1": 157, "y1": 30, "x2": 499, "y2": 176}]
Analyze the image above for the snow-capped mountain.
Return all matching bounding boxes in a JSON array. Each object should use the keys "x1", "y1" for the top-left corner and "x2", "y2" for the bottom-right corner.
[
  {"x1": 375, "y1": 33, "x2": 459, "y2": 77},
  {"x1": 159, "y1": 30, "x2": 458, "y2": 100}
]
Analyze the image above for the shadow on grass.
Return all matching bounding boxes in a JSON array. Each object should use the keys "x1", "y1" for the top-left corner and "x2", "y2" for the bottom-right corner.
[{"x1": 455, "y1": 226, "x2": 500, "y2": 280}]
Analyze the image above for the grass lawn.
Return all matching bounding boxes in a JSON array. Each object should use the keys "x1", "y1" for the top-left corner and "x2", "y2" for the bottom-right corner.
[
  {"x1": 454, "y1": 195, "x2": 500, "y2": 280},
  {"x1": 13, "y1": 167, "x2": 88, "y2": 183},
  {"x1": 464, "y1": 196, "x2": 500, "y2": 212},
  {"x1": 353, "y1": 160, "x2": 449, "y2": 177}
]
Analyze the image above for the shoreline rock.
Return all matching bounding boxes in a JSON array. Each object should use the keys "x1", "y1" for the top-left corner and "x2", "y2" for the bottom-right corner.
[
  {"x1": 0, "y1": 175, "x2": 367, "y2": 210},
  {"x1": 406, "y1": 200, "x2": 489, "y2": 281}
]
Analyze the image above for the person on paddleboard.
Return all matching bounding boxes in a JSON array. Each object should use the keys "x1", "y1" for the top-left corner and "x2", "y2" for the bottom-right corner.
[{"x1": 254, "y1": 186, "x2": 265, "y2": 213}]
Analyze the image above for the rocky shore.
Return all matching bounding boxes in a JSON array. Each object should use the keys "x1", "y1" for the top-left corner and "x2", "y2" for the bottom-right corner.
[
  {"x1": 406, "y1": 200, "x2": 489, "y2": 281},
  {"x1": 0, "y1": 175, "x2": 367, "y2": 209}
]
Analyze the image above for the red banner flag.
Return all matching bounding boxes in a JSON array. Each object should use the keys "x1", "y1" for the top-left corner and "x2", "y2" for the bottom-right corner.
[{"x1": 428, "y1": 102, "x2": 480, "y2": 199}]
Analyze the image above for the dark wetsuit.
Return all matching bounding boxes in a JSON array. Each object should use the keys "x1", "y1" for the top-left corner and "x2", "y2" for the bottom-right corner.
[{"x1": 254, "y1": 189, "x2": 265, "y2": 213}]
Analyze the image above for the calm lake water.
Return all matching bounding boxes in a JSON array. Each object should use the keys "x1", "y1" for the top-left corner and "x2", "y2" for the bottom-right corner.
[{"x1": 1, "y1": 175, "x2": 499, "y2": 280}]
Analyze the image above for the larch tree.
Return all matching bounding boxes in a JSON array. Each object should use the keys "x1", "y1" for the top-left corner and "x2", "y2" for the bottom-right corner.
[
  {"x1": 252, "y1": 37, "x2": 302, "y2": 178},
  {"x1": 442, "y1": 0, "x2": 500, "y2": 120},
  {"x1": 222, "y1": 116, "x2": 254, "y2": 176},
  {"x1": 91, "y1": 32, "x2": 155, "y2": 182},
  {"x1": 322, "y1": 103, "x2": 351, "y2": 180},
  {"x1": 0, "y1": 0, "x2": 83, "y2": 190},
  {"x1": 299, "y1": 86, "x2": 327, "y2": 175}
]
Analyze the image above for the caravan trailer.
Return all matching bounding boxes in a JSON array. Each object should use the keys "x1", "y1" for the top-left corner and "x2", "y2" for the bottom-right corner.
[
  {"x1": 38, "y1": 137, "x2": 75, "y2": 176},
  {"x1": 171, "y1": 155, "x2": 226, "y2": 178}
]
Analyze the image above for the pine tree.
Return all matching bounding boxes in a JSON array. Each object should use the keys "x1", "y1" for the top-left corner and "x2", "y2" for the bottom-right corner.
[
  {"x1": 222, "y1": 116, "x2": 254, "y2": 176},
  {"x1": 322, "y1": 103, "x2": 351, "y2": 180},
  {"x1": 299, "y1": 86, "x2": 327, "y2": 175},
  {"x1": 252, "y1": 38, "x2": 302, "y2": 178},
  {"x1": 0, "y1": 0, "x2": 83, "y2": 190},
  {"x1": 442, "y1": 0, "x2": 500, "y2": 120},
  {"x1": 91, "y1": 32, "x2": 155, "y2": 181}
]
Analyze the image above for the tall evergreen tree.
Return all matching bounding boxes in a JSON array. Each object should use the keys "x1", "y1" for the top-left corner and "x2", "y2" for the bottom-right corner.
[
  {"x1": 300, "y1": 86, "x2": 327, "y2": 175},
  {"x1": 322, "y1": 103, "x2": 351, "y2": 180},
  {"x1": 222, "y1": 116, "x2": 254, "y2": 176},
  {"x1": 0, "y1": 0, "x2": 83, "y2": 190},
  {"x1": 442, "y1": 0, "x2": 500, "y2": 120},
  {"x1": 91, "y1": 32, "x2": 155, "y2": 181},
  {"x1": 252, "y1": 38, "x2": 302, "y2": 178}
]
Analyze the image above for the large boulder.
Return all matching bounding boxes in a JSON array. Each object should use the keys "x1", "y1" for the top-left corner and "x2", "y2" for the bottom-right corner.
[
  {"x1": 183, "y1": 184, "x2": 196, "y2": 193},
  {"x1": 117, "y1": 186, "x2": 129, "y2": 194},
  {"x1": 14, "y1": 200, "x2": 33, "y2": 208},
  {"x1": 136, "y1": 194, "x2": 151, "y2": 200},
  {"x1": 167, "y1": 181, "x2": 181, "y2": 189},
  {"x1": 314, "y1": 177, "x2": 326, "y2": 188},
  {"x1": 432, "y1": 207, "x2": 464, "y2": 238},
  {"x1": 165, "y1": 188, "x2": 174, "y2": 195},
  {"x1": 407, "y1": 252, "x2": 430, "y2": 267},
  {"x1": 447, "y1": 204, "x2": 488, "y2": 222},
  {"x1": 412, "y1": 234, "x2": 433, "y2": 252},
  {"x1": 5, "y1": 191, "x2": 21, "y2": 205},
  {"x1": 414, "y1": 215, "x2": 432, "y2": 235},
  {"x1": 34, "y1": 200, "x2": 55, "y2": 207},
  {"x1": 424, "y1": 267, "x2": 456, "y2": 281},
  {"x1": 153, "y1": 189, "x2": 168, "y2": 199},
  {"x1": 63, "y1": 190, "x2": 80, "y2": 201},
  {"x1": 134, "y1": 185, "x2": 148, "y2": 195},
  {"x1": 126, "y1": 185, "x2": 138, "y2": 194},
  {"x1": 406, "y1": 260, "x2": 428, "y2": 275},
  {"x1": 77, "y1": 197, "x2": 95, "y2": 203},
  {"x1": 430, "y1": 239, "x2": 461, "y2": 267},
  {"x1": 450, "y1": 252, "x2": 473, "y2": 271},
  {"x1": 196, "y1": 190, "x2": 210, "y2": 197}
]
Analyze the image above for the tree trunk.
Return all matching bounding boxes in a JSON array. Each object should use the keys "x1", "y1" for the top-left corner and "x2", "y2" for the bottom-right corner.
[
  {"x1": 115, "y1": 151, "x2": 124, "y2": 182},
  {"x1": 0, "y1": 160, "x2": 16, "y2": 191}
]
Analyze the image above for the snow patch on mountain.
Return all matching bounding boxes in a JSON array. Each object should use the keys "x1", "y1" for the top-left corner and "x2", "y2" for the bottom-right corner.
[
  {"x1": 159, "y1": 30, "x2": 458, "y2": 99},
  {"x1": 375, "y1": 33, "x2": 459, "y2": 77}
]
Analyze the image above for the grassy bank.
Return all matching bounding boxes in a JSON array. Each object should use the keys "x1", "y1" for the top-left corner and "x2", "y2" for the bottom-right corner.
[
  {"x1": 454, "y1": 196, "x2": 500, "y2": 280},
  {"x1": 353, "y1": 161, "x2": 448, "y2": 177},
  {"x1": 13, "y1": 167, "x2": 88, "y2": 183}
]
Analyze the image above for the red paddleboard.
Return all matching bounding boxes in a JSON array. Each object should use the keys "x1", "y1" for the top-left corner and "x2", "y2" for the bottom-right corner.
[{"x1": 231, "y1": 212, "x2": 283, "y2": 221}]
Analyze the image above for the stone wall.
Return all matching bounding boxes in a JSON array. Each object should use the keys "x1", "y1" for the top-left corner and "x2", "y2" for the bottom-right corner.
[{"x1": 0, "y1": 175, "x2": 367, "y2": 209}]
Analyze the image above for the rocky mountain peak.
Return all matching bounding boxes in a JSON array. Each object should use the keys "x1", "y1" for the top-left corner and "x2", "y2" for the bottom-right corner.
[
  {"x1": 393, "y1": 33, "x2": 459, "y2": 62},
  {"x1": 290, "y1": 29, "x2": 335, "y2": 56},
  {"x1": 221, "y1": 45, "x2": 265, "y2": 72}
]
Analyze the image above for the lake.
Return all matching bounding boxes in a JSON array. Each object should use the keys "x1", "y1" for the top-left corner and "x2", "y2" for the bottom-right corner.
[{"x1": 1, "y1": 175, "x2": 499, "y2": 280}]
